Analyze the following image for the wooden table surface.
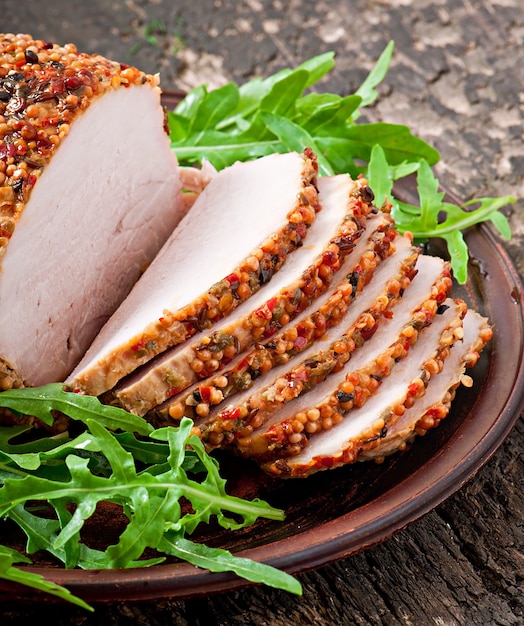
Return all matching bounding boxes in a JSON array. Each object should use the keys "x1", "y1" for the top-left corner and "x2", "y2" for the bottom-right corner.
[{"x1": 2, "y1": 1, "x2": 523, "y2": 624}]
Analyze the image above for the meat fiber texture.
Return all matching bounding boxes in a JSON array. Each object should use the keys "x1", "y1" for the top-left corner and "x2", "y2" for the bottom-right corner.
[{"x1": 0, "y1": 34, "x2": 186, "y2": 389}]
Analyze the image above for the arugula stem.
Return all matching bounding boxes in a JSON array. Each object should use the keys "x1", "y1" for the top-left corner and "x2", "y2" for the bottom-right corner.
[
  {"x1": 0, "y1": 480, "x2": 285, "y2": 521},
  {"x1": 406, "y1": 202, "x2": 514, "y2": 239},
  {"x1": 172, "y1": 139, "x2": 283, "y2": 157},
  {"x1": 0, "y1": 464, "x2": 28, "y2": 477}
]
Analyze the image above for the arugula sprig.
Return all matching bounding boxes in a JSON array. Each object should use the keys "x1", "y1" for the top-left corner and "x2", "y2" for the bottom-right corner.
[
  {"x1": 366, "y1": 145, "x2": 514, "y2": 282},
  {"x1": 0, "y1": 384, "x2": 301, "y2": 608},
  {"x1": 169, "y1": 43, "x2": 439, "y2": 176},
  {"x1": 168, "y1": 42, "x2": 516, "y2": 283}
]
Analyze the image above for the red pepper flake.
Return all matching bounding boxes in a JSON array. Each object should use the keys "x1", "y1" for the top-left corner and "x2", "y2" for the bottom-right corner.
[
  {"x1": 41, "y1": 115, "x2": 60, "y2": 127},
  {"x1": 166, "y1": 387, "x2": 181, "y2": 398},
  {"x1": 265, "y1": 426, "x2": 285, "y2": 443},
  {"x1": 296, "y1": 323, "x2": 309, "y2": 338},
  {"x1": 130, "y1": 339, "x2": 146, "y2": 352},
  {"x1": 291, "y1": 369, "x2": 308, "y2": 382},
  {"x1": 65, "y1": 75, "x2": 83, "y2": 90},
  {"x1": 360, "y1": 323, "x2": 378, "y2": 341},
  {"x1": 49, "y1": 76, "x2": 65, "y2": 94},
  {"x1": 407, "y1": 382, "x2": 420, "y2": 397},
  {"x1": 295, "y1": 223, "x2": 307, "y2": 239},
  {"x1": 266, "y1": 297, "x2": 277, "y2": 312},
  {"x1": 262, "y1": 324, "x2": 278, "y2": 340},
  {"x1": 254, "y1": 304, "x2": 272, "y2": 321},
  {"x1": 0, "y1": 143, "x2": 16, "y2": 160},
  {"x1": 198, "y1": 386, "x2": 212, "y2": 404},
  {"x1": 236, "y1": 358, "x2": 250, "y2": 372},
  {"x1": 224, "y1": 272, "x2": 240, "y2": 289},
  {"x1": 0, "y1": 228, "x2": 12, "y2": 239},
  {"x1": 218, "y1": 407, "x2": 241, "y2": 421}
]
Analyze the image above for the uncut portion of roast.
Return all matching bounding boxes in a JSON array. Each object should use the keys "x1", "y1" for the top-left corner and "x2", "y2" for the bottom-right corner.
[{"x1": 0, "y1": 33, "x2": 186, "y2": 388}]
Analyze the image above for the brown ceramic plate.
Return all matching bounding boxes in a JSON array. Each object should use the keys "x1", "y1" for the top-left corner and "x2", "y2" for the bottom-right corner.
[{"x1": 1, "y1": 103, "x2": 523, "y2": 603}]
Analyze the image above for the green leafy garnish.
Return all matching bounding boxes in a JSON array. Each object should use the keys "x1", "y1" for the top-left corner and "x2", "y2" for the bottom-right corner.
[
  {"x1": 0, "y1": 384, "x2": 301, "y2": 608},
  {"x1": 366, "y1": 145, "x2": 513, "y2": 282},
  {"x1": 169, "y1": 42, "x2": 515, "y2": 283},
  {"x1": 0, "y1": 545, "x2": 93, "y2": 611}
]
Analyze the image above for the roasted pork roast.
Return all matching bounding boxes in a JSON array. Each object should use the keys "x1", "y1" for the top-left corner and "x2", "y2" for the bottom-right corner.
[{"x1": 0, "y1": 33, "x2": 492, "y2": 477}]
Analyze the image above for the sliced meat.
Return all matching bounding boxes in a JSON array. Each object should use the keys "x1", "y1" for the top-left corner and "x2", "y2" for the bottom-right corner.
[
  {"x1": 68, "y1": 149, "x2": 321, "y2": 397},
  {"x1": 152, "y1": 211, "x2": 403, "y2": 427},
  {"x1": 113, "y1": 174, "x2": 379, "y2": 415},
  {"x1": 188, "y1": 236, "x2": 443, "y2": 451},
  {"x1": 358, "y1": 309, "x2": 492, "y2": 462},
  {"x1": 261, "y1": 298, "x2": 467, "y2": 477},
  {"x1": 231, "y1": 258, "x2": 458, "y2": 461},
  {"x1": 0, "y1": 34, "x2": 185, "y2": 389}
]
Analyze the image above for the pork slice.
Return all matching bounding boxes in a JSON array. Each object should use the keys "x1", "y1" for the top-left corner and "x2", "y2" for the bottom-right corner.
[
  {"x1": 152, "y1": 211, "x2": 402, "y2": 429},
  {"x1": 358, "y1": 309, "x2": 492, "y2": 461},
  {"x1": 261, "y1": 298, "x2": 467, "y2": 477},
  {"x1": 113, "y1": 174, "x2": 378, "y2": 415},
  {"x1": 233, "y1": 257, "x2": 459, "y2": 461},
  {"x1": 0, "y1": 34, "x2": 185, "y2": 389},
  {"x1": 68, "y1": 149, "x2": 320, "y2": 396},
  {"x1": 188, "y1": 234, "x2": 432, "y2": 451}
]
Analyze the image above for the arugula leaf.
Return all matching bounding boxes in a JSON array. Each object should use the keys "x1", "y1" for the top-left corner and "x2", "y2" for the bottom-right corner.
[
  {"x1": 188, "y1": 82, "x2": 240, "y2": 133},
  {"x1": 261, "y1": 112, "x2": 334, "y2": 176},
  {"x1": 170, "y1": 41, "x2": 438, "y2": 176},
  {"x1": 0, "y1": 383, "x2": 152, "y2": 435},
  {"x1": 367, "y1": 151, "x2": 514, "y2": 283},
  {"x1": 0, "y1": 402, "x2": 300, "y2": 605},
  {"x1": 0, "y1": 544, "x2": 93, "y2": 611},
  {"x1": 218, "y1": 52, "x2": 335, "y2": 130},
  {"x1": 354, "y1": 40, "x2": 395, "y2": 113},
  {"x1": 160, "y1": 533, "x2": 302, "y2": 594}
]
